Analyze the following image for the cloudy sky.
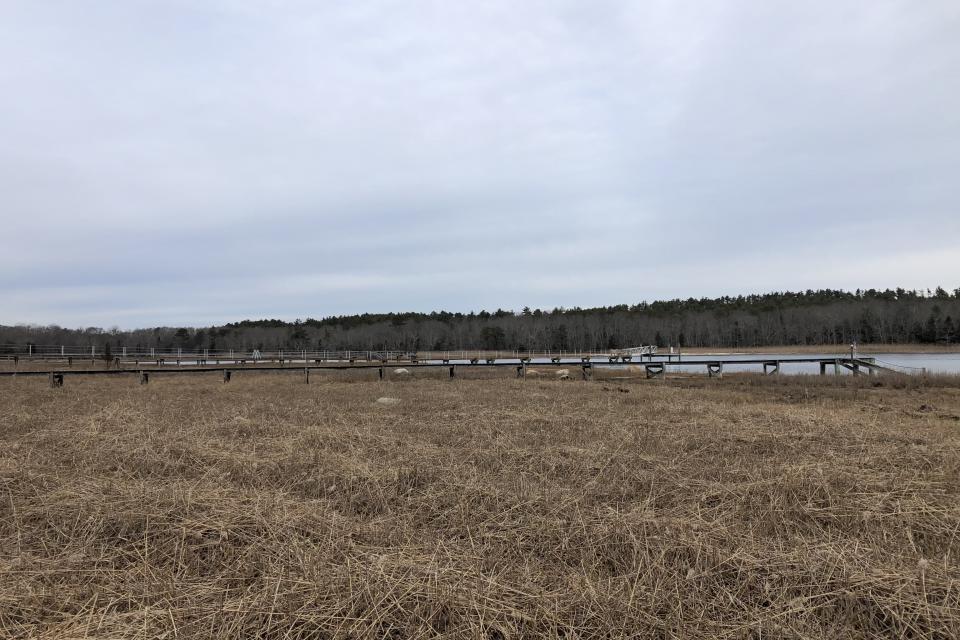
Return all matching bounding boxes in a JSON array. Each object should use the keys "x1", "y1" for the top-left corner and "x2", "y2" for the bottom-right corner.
[{"x1": 2, "y1": 1, "x2": 958, "y2": 328}]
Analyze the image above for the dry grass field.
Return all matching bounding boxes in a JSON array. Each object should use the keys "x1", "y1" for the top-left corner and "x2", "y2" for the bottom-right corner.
[{"x1": 1, "y1": 370, "x2": 959, "y2": 639}]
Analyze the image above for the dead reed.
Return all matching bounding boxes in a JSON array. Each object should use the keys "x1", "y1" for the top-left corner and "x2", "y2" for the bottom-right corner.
[{"x1": 1, "y1": 372, "x2": 959, "y2": 638}]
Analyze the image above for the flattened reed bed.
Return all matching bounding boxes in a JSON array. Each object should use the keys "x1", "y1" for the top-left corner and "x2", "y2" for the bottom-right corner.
[{"x1": 1, "y1": 374, "x2": 959, "y2": 638}]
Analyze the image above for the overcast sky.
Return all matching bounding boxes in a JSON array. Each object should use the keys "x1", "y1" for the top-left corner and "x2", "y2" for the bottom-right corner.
[{"x1": 2, "y1": 1, "x2": 958, "y2": 328}]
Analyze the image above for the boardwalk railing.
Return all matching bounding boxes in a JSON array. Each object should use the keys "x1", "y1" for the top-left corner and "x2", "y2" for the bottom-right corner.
[
  {"x1": 0, "y1": 344, "x2": 658, "y2": 363},
  {"x1": 0, "y1": 345, "x2": 411, "y2": 362}
]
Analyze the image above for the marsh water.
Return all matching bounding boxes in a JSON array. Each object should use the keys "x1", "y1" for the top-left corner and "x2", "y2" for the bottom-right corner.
[
  {"x1": 428, "y1": 352, "x2": 960, "y2": 375},
  {"x1": 648, "y1": 353, "x2": 960, "y2": 375}
]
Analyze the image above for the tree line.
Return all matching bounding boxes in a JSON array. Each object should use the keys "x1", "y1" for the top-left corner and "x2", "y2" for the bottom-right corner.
[{"x1": 2, "y1": 288, "x2": 959, "y2": 353}]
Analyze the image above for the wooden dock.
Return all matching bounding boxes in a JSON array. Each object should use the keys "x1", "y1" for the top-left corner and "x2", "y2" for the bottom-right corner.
[{"x1": 0, "y1": 355, "x2": 900, "y2": 386}]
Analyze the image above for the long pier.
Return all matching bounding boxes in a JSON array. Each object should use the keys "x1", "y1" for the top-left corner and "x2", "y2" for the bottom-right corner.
[{"x1": 0, "y1": 355, "x2": 899, "y2": 387}]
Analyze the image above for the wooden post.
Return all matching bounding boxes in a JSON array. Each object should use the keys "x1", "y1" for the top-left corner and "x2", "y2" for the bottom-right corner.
[
  {"x1": 139, "y1": 371, "x2": 149, "y2": 385},
  {"x1": 645, "y1": 363, "x2": 664, "y2": 379},
  {"x1": 379, "y1": 366, "x2": 384, "y2": 380},
  {"x1": 304, "y1": 368, "x2": 310, "y2": 384},
  {"x1": 223, "y1": 370, "x2": 231, "y2": 383},
  {"x1": 449, "y1": 365, "x2": 456, "y2": 378}
]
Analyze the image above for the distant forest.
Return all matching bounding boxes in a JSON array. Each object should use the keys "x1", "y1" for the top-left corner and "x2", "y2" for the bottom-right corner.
[{"x1": 3, "y1": 288, "x2": 960, "y2": 353}]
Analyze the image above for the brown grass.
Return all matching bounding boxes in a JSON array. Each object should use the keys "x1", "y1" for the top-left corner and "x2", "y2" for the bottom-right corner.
[{"x1": 1, "y1": 371, "x2": 959, "y2": 638}]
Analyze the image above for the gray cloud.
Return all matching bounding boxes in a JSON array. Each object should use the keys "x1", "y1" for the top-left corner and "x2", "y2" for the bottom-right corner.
[{"x1": 1, "y1": 1, "x2": 958, "y2": 327}]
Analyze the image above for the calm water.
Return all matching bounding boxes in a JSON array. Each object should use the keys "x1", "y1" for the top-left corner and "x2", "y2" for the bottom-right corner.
[
  {"x1": 426, "y1": 353, "x2": 960, "y2": 375},
  {"x1": 653, "y1": 353, "x2": 960, "y2": 375}
]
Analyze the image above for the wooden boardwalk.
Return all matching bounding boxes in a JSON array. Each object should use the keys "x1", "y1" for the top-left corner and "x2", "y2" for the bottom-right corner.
[{"x1": 0, "y1": 355, "x2": 897, "y2": 386}]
